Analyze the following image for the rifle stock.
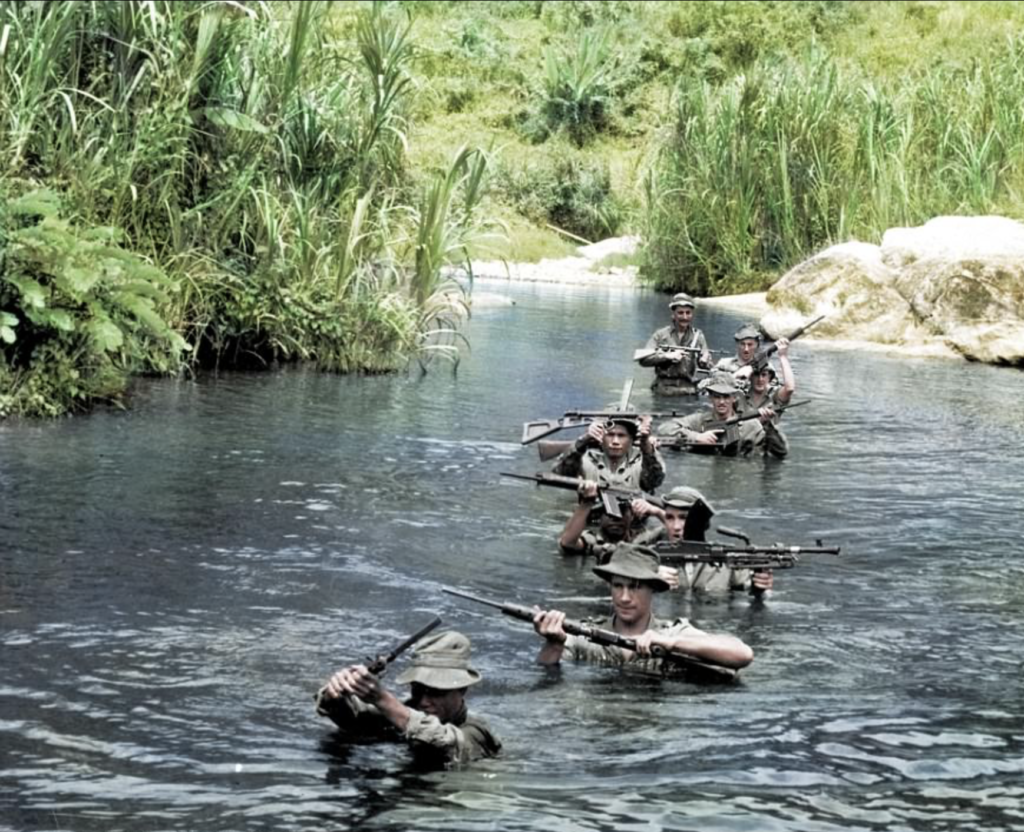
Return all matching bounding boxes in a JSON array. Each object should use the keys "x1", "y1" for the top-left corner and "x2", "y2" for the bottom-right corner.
[{"x1": 442, "y1": 587, "x2": 736, "y2": 680}]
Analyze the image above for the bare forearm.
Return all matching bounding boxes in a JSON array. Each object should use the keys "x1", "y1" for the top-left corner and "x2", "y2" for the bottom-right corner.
[{"x1": 668, "y1": 634, "x2": 753, "y2": 669}]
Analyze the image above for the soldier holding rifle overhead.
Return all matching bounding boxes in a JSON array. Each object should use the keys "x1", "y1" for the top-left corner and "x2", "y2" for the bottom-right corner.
[
  {"x1": 636, "y1": 293, "x2": 714, "y2": 396},
  {"x1": 552, "y1": 413, "x2": 665, "y2": 493},
  {"x1": 315, "y1": 628, "x2": 501, "y2": 765}
]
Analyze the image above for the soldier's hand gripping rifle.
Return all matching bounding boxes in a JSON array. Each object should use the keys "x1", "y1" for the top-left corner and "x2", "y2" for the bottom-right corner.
[
  {"x1": 364, "y1": 616, "x2": 443, "y2": 676},
  {"x1": 751, "y1": 314, "x2": 825, "y2": 370},
  {"x1": 500, "y1": 471, "x2": 658, "y2": 519},
  {"x1": 442, "y1": 587, "x2": 736, "y2": 681}
]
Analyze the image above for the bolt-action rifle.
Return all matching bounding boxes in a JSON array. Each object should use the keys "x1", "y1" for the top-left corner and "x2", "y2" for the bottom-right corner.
[
  {"x1": 442, "y1": 587, "x2": 737, "y2": 681},
  {"x1": 500, "y1": 471, "x2": 658, "y2": 519},
  {"x1": 533, "y1": 400, "x2": 811, "y2": 460},
  {"x1": 751, "y1": 314, "x2": 825, "y2": 370}
]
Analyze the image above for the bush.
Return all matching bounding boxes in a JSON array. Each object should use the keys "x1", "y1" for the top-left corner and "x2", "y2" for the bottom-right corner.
[{"x1": 0, "y1": 190, "x2": 188, "y2": 417}]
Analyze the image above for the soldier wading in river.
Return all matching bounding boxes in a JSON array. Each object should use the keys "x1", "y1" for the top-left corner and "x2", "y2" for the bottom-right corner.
[
  {"x1": 315, "y1": 630, "x2": 501, "y2": 765},
  {"x1": 532, "y1": 544, "x2": 753, "y2": 674},
  {"x1": 638, "y1": 292, "x2": 713, "y2": 395}
]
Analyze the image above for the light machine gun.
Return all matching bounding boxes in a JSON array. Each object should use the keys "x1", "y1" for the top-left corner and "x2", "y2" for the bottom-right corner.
[{"x1": 653, "y1": 527, "x2": 841, "y2": 571}]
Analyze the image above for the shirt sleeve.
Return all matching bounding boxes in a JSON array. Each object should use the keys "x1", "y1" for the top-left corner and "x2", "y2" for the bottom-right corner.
[{"x1": 403, "y1": 708, "x2": 477, "y2": 765}]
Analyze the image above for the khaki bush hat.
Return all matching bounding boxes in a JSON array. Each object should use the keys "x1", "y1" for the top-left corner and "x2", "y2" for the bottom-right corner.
[
  {"x1": 669, "y1": 292, "x2": 696, "y2": 309},
  {"x1": 592, "y1": 543, "x2": 671, "y2": 593},
  {"x1": 395, "y1": 630, "x2": 482, "y2": 690},
  {"x1": 733, "y1": 323, "x2": 761, "y2": 341},
  {"x1": 662, "y1": 486, "x2": 716, "y2": 516},
  {"x1": 704, "y1": 373, "x2": 738, "y2": 396}
]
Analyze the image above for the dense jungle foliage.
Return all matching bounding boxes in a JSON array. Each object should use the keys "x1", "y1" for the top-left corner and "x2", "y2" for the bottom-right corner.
[{"x1": 4, "y1": 0, "x2": 1024, "y2": 416}]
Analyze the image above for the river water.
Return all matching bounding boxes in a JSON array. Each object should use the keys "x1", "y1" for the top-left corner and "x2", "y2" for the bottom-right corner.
[{"x1": 2, "y1": 279, "x2": 1024, "y2": 832}]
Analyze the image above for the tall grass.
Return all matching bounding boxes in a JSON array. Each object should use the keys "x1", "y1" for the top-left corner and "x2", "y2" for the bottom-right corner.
[
  {"x1": 643, "y1": 38, "x2": 1024, "y2": 295},
  {"x1": 1, "y1": 1, "x2": 495, "y2": 415}
]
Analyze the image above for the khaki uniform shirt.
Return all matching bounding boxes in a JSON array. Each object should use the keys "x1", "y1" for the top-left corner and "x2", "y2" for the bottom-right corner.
[
  {"x1": 553, "y1": 444, "x2": 665, "y2": 493},
  {"x1": 659, "y1": 409, "x2": 766, "y2": 457},
  {"x1": 641, "y1": 326, "x2": 709, "y2": 394},
  {"x1": 563, "y1": 614, "x2": 731, "y2": 679},
  {"x1": 315, "y1": 691, "x2": 501, "y2": 765},
  {"x1": 738, "y1": 385, "x2": 790, "y2": 458}
]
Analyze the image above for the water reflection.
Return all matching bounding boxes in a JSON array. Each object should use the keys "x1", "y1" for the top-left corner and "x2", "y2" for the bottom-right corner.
[{"x1": 2, "y1": 279, "x2": 1024, "y2": 831}]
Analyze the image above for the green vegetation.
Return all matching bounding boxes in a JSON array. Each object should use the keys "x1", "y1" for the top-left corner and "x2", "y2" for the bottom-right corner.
[
  {"x1": 6, "y1": 0, "x2": 1024, "y2": 416},
  {"x1": 0, "y1": 1, "x2": 495, "y2": 416}
]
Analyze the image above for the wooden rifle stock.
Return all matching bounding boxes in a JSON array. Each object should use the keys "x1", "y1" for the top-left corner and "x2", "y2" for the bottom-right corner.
[{"x1": 442, "y1": 587, "x2": 736, "y2": 680}]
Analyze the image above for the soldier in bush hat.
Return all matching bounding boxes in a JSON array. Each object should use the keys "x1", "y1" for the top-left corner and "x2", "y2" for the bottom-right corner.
[
  {"x1": 315, "y1": 630, "x2": 501, "y2": 765},
  {"x1": 633, "y1": 486, "x2": 774, "y2": 595},
  {"x1": 657, "y1": 372, "x2": 787, "y2": 458},
  {"x1": 532, "y1": 543, "x2": 753, "y2": 673},
  {"x1": 637, "y1": 292, "x2": 712, "y2": 395},
  {"x1": 553, "y1": 411, "x2": 665, "y2": 493}
]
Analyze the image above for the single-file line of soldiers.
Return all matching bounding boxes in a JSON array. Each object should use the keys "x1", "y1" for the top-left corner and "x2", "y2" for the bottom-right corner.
[{"x1": 313, "y1": 294, "x2": 836, "y2": 767}]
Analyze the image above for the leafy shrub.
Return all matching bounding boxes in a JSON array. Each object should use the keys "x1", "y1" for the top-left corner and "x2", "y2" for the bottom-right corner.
[
  {"x1": 0, "y1": 190, "x2": 187, "y2": 417},
  {"x1": 496, "y1": 150, "x2": 623, "y2": 242},
  {"x1": 540, "y1": 28, "x2": 619, "y2": 146}
]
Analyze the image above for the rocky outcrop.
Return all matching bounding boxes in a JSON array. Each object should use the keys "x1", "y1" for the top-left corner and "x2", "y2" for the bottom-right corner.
[{"x1": 762, "y1": 217, "x2": 1024, "y2": 365}]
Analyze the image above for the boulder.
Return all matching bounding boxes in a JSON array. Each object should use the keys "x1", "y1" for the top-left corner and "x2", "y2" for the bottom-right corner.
[{"x1": 762, "y1": 217, "x2": 1024, "y2": 366}]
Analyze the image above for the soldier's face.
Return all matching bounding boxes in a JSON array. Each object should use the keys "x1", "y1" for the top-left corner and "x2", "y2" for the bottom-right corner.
[
  {"x1": 737, "y1": 339, "x2": 759, "y2": 361},
  {"x1": 411, "y1": 684, "x2": 466, "y2": 724},
  {"x1": 603, "y1": 426, "x2": 633, "y2": 458},
  {"x1": 672, "y1": 306, "x2": 694, "y2": 327},
  {"x1": 663, "y1": 508, "x2": 688, "y2": 542},
  {"x1": 710, "y1": 392, "x2": 734, "y2": 418},
  {"x1": 610, "y1": 577, "x2": 653, "y2": 625},
  {"x1": 752, "y1": 368, "x2": 772, "y2": 392}
]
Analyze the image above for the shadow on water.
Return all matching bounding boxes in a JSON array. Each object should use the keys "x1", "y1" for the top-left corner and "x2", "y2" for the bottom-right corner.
[{"x1": 3, "y1": 279, "x2": 1024, "y2": 831}]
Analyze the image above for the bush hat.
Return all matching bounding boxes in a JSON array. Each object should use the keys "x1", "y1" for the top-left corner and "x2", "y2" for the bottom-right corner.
[
  {"x1": 395, "y1": 630, "x2": 482, "y2": 690},
  {"x1": 592, "y1": 543, "x2": 671, "y2": 593},
  {"x1": 704, "y1": 373, "x2": 738, "y2": 396},
  {"x1": 669, "y1": 292, "x2": 696, "y2": 309},
  {"x1": 733, "y1": 323, "x2": 761, "y2": 341},
  {"x1": 662, "y1": 486, "x2": 716, "y2": 516},
  {"x1": 662, "y1": 486, "x2": 716, "y2": 539}
]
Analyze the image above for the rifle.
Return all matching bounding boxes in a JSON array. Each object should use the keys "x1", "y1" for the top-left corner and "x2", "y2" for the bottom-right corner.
[
  {"x1": 364, "y1": 616, "x2": 443, "y2": 676},
  {"x1": 752, "y1": 314, "x2": 825, "y2": 369},
  {"x1": 501, "y1": 471, "x2": 657, "y2": 519},
  {"x1": 442, "y1": 587, "x2": 736, "y2": 681},
  {"x1": 672, "y1": 399, "x2": 812, "y2": 444},
  {"x1": 535, "y1": 435, "x2": 697, "y2": 462},
  {"x1": 652, "y1": 533, "x2": 841, "y2": 571}
]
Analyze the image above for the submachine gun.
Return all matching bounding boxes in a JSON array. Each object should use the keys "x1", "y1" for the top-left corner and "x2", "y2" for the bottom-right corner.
[
  {"x1": 364, "y1": 615, "x2": 443, "y2": 676},
  {"x1": 442, "y1": 587, "x2": 737, "y2": 682},
  {"x1": 632, "y1": 344, "x2": 725, "y2": 363},
  {"x1": 500, "y1": 471, "x2": 657, "y2": 519},
  {"x1": 653, "y1": 526, "x2": 841, "y2": 571}
]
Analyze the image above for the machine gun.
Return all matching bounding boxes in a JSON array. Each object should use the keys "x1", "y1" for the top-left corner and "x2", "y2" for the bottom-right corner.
[
  {"x1": 500, "y1": 471, "x2": 657, "y2": 519},
  {"x1": 653, "y1": 527, "x2": 840, "y2": 570},
  {"x1": 751, "y1": 314, "x2": 825, "y2": 370},
  {"x1": 364, "y1": 616, "x2": 443, "y2": 676},
  {"x1": 442, "y1": 587, "x2": 737, "y2": 681}
]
